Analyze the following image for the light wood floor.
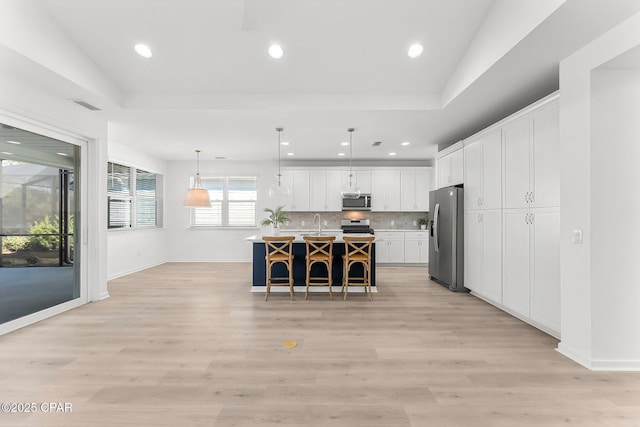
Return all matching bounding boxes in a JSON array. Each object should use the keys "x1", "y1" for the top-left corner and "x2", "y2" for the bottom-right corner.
[{"x1": 1, "y1": 263, "x2": 639, "y2": 426}]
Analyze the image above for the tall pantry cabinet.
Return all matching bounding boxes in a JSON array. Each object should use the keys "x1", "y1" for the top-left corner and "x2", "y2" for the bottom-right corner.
[
  {"x1": 463, "y1": 130, "x2": 503, "y2": 304},
  {"x1": 463, "y1": 93, "x2": 560, "y2": 337}
]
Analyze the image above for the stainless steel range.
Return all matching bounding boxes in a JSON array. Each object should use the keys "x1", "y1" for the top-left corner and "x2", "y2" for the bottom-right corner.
[{"x1": 340, "y1": 219, "x2": 374, "y2": 235}]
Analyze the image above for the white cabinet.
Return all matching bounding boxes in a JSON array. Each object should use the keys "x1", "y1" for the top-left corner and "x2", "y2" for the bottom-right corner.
[
  {"x1": 401, "y1": 169, "x2": 431, "y2": 211},
  {"x1": 464, "y1": 209, "x2": 502, "y2": 304},
  {"x1": 502, "y1": 207, "x2": 560, "y2": 334},
  {"x1": 464, "y1": 130, "x2": 501, "y2": 210},
  {"x1": 341, "y1": 170, "x2": 372, "y2": 194},
  {"x1": 503, "y1": 101, "x2": 559, "y2": 209},
  {"x1": 280, "y1": 169, "x2": 310, "y2": 211},
  {"x1": 371, "y1": 170, "x2": 402, "y2": 211},
  {"x1": 403, "y1": 231, "x2": 429, "y2": 263},
  {"x1": 530, "y1": 208, "x2": 561, "y2": 333},
  {"x1": 437, "y1": 148, "x2": 463, "y2": 188},
  {"x1": 309, "y1": 170, "x2": 342, "y2": 211},
  {"x1": 375, "y1": 231, "x2": 404, "y2": 263}
]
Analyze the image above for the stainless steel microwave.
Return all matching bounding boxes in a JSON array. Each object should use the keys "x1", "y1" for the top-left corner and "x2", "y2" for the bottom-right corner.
[{"x1": 341, "y1": 194, "x2": 372, "y2": 211}]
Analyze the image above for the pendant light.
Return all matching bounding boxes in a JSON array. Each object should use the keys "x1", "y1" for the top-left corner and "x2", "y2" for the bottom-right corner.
[
  {"x1": 268, "y1": 127, "x2": 290, "y2": 202},
  {"x1": 183, "y1": 149, "x2": 211, "y2": 207},
  {"x1": 341, "y1": 128, "x2": 361, "y2": 199}
]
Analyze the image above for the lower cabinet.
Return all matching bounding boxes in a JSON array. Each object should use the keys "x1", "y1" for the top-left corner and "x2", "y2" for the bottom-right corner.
[
  {"x1": 375, "y1": 231, "x2": 405, "y2": 264},
  {"x1": 503, "y1": 207, "x2": 560, "y2": 335},
  {"x1": 464, "y1": 209, "x2": 502, "y2": 304},
  {"x1": 403, "y1": 231, "x2": 429, "y2": 263}
]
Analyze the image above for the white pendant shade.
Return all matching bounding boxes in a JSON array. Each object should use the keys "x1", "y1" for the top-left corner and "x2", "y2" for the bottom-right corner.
[
  {"x1": 184, "y1": 150, "x2": 211, "y2": 207},
  {"x1": 184, "y1": 188, "x2": 211, "y2": 207}
]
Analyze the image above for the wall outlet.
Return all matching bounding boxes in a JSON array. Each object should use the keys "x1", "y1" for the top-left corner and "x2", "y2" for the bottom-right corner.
[
  {"x1": 390, "y1": 220, "x2": 395, "y2": 226},
  {"x1": 301, "y1": 220, "x2": 305, "y2": 226},
  {"x1": 323, "y1": 220, "x2": 328, "y2": 226},
  {"x1": 413, "y1": 220, "x2": 417, "y2": 226}
]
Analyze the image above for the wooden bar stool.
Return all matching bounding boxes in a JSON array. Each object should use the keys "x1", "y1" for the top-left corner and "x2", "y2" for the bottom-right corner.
[
  {"x1": 263, "y1": 236, "x2": 295, "y2": 301},
  {"x1": 303, "y1": 235, "x2": 336, "y2": 300},
  {"x1": 342, "y1": 236, "x2": 375, "y2": 301}
]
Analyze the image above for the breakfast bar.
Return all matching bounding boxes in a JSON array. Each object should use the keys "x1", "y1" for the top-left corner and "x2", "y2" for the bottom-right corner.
[{"x1": 246, "y1": 233, "x2": 376, "y2": 292}]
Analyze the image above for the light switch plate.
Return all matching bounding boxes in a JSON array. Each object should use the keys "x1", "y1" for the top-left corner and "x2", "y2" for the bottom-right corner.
[{"x1": 572, "y1": 229, "x2": 583, "y2": 244}]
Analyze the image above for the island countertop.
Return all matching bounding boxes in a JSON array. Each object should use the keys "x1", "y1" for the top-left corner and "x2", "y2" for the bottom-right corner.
[{"x1": 245, "y1": 232, "x2": 375, "y2": 243}]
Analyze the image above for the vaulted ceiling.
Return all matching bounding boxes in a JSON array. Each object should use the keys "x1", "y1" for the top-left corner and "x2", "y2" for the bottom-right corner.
[{"x1": 1, "y1": 0, "x2": 639, "y2": 161}]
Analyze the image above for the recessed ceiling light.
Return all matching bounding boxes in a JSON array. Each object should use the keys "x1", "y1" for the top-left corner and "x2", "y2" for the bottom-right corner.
[
  {"x1": 134, "y1": 43, "x2": 153, "y2": 58},
  {"x1": 340, "y1": 141, "x2": 349, "y2": 146},
  {"x1": 56, "y1": 152, "x2": 69, "y2": 156},
  {"x1": 6, "y1": 140, "x2": 21, "y2": 145},
  {"x1": 281, "y1": 141, "x2": 290, "y2": 146},
  {"x1": 268, "y1": 44, "x2": 284, "y2": 59},
  {"x1": 338, "y1": 153, "x2": 346, "y2": 156},
  {"x1": 214, "y1": 156, "x2": 226, "y2": 160},
  {"x1": 401, "y1": 141, "x2": 411, "y2": 146},
  {"x1": 1, "y1": 151, "x2": 13, "y2": 155},
  {"x1": 408, "y1": 43, "x2": 423, "y2": 58},
  {"x1": 286, "y1": 152, "x2": 294, "y2": 156},
  {"x1": 388, "y1": 152, "x2": 397, "y2": 156}
]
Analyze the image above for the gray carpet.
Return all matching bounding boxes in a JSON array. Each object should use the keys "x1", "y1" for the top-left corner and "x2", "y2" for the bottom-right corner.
[{"x1": 0, "y1": 266, "x2": 77, "y2": 324}]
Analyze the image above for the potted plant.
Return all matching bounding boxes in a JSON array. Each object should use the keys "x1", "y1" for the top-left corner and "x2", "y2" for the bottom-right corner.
[
  {"x1": 261, "y1": 206, "x2": 290, "y2": 235},
  {"x1": 419, "y1": 218, "x2": 429, "y2": 230}
]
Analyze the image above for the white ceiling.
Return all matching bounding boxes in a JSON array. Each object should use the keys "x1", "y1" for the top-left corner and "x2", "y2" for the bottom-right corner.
[{"x1": 1, "y1": 0, "x2": 640, "y2": 162}]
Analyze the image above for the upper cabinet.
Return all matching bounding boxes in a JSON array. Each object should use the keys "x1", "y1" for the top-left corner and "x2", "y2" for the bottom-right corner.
[
  {"x1": 280, "y1": 169, "x2": 310, "y2": 211},
  {"x1": 309, "y1": 170, "x2": 342, "y2": 211},
  {"x1": 400, "y1": 169, "x2": 432, "y2": 211},
  {"x1": 503, "y1": 101, "x2": 560, "y2": 209},
  {"x1": 464, "y1": 130, "x2": 502, "y2": 210},
  {"x1": 437, "y1": 147, "x2": 464, "y2": 188},
  {"x1": 371, "y1": 170, "x2": 402, "y2": 211}
]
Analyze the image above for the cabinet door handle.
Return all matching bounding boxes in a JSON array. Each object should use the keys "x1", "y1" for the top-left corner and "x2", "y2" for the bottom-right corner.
[
  {"x1": 530, "y1": 192, "x2": 534, "y2": 204},
  {"x1": 530, "y1": 213, "x2": 534, "y2": 224},
  {"x1": 525, "y1": 213, "x2": 529, "y2": 224},
  {"x1": 524, "y1": 192, "x2": 528, "y2": 203}
]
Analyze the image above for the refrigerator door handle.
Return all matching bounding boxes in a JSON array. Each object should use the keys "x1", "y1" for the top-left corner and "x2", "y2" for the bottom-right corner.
[{"x1": 433, "y1": 203, "x2": 440, "y2": 253}]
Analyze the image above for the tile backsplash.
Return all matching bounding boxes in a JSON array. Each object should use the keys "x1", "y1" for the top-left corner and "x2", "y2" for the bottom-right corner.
[{"x1": 279, "y1": 211, "x2": 428, "y2": 231}]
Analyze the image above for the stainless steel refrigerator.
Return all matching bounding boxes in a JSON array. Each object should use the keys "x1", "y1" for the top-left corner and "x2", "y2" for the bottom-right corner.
[{"x1": 428, "y1": 186, "x2": 466, "y2": 292}]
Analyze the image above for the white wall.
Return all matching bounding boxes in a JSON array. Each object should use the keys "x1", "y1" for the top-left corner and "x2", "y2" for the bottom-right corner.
[
  {"x1": 106, "y1": 141, "x2": 169, "y2": 279},
  {"x1": 558, "y1": 10, "x2": 640, "y2": 370},
  {"x1": 166, "y1": 158, "x2": 278, "y2": 262},
  {"x1": 590, "y1": 69, "x2": 640, "y2": 364}
]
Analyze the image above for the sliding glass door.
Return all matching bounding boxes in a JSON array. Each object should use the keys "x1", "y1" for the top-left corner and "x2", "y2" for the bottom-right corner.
[{"x1": 0, "y1": 124, "x2": 81, "y2": 324}]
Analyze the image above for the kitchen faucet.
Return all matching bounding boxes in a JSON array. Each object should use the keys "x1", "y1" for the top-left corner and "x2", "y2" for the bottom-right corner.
[{"x1": 313, "y1": 213, "x2": 322, "y2": 235}]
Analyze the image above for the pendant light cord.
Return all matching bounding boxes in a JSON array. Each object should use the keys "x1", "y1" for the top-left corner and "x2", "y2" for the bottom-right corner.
[
  {"x1": 276, "y1": 127, "x2": 283, "y2": 186},
  {"x1": 348, "y1": 128, "x2": 354, "y2": 186}
]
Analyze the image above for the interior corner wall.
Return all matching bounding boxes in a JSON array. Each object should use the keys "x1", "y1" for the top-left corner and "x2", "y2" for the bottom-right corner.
[
  {"x1": 106, "y1": 141, "x2": 169, "y2": 280},
  {"x1": 166, "y1": 159, "x2": 278, "y2": 263},
  {"x1": 590, "y1": 69, "x2": 640, "y2": 367},
  {"x1": 558, "y1": 10, "x2": 640, "y2": 370}
]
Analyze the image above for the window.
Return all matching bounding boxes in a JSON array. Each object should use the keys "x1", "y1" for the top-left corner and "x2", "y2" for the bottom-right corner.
[
  {"x1": 191, "y1": 177, "x2": 257, "y2": 227},
  {"x1": 107, "y1": 162, "x2": 162, "y2": 229}
]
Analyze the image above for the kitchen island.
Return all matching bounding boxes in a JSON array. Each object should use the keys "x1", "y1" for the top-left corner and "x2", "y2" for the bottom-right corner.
[{"x1": 246, "y1": 233, "x2": 376, "y2": 293}]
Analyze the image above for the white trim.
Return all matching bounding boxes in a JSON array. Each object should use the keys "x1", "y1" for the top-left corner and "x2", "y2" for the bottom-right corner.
[
  {"x1": 463, "y1": 91, "x2": 560, "y2": 147},
  {"x1": 434, "y1": 141, "x2": 463, "y2": 159},
  {"x1": 0, "y1": 294, "x2": 85, "y2": 336}
]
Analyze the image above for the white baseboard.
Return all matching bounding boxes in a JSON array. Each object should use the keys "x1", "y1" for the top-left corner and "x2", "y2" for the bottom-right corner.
[
  {"x1": 107, "y1": 261, "x2": 167, "y2": 281},
  {"x1": 557, "y1": 343, "x2": 640, "y2": 371}
]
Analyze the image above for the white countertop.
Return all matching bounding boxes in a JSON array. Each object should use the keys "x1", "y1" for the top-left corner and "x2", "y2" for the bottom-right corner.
[{"x1": 245, "y1": 232, "x2": 375, "y2": 243}]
